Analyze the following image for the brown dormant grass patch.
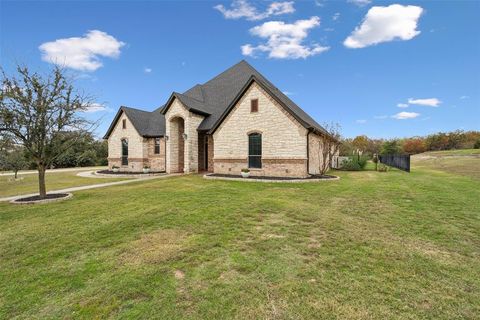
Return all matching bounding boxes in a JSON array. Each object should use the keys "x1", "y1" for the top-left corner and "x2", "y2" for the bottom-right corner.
[{"x1": 120, "y1": 229, "x2": 188, "y2": 266}]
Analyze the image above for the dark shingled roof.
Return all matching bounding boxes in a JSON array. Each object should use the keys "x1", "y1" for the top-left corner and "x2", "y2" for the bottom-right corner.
[
  {"x1": 103, "y1": 106, "x2": 165, "y2": 138},
  {"x1": 104, "y1": 60, "x2": 328, "y2": 139}
]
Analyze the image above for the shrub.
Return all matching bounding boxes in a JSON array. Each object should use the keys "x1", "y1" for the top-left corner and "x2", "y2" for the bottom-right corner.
[
  {"x1": 474, "y1": 139, "x2": 480, "y2": 149},
  {"x1": 241, "y1": 168, "x2": 250, "y2": 173},
  {"x1": 357, "y1": 157, "x2": 367, "y2": 169},
  {"x1": 377, "y1": 163, "x2": 389, "y2": 172},
  {"x1": 341, "y1": 159, "x2": 362, "y2": 171},
  {"x1": 339, "y1": 155, "x2": 368, "y2": 171}
]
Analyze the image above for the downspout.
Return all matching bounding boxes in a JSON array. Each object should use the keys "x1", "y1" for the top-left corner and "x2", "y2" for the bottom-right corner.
[
  {"x1": 306, "y1": 129, "x2": 311, "y2": 175},
  {"x1": 164, "y1": 136, "x2": 167, "y2": 172}
]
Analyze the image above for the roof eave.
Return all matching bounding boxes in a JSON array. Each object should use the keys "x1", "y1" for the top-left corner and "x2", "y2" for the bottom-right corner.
[
  {"x1": 142, "y1": 134, "x2": 164, "y2": 138},
  {"x1": 103, "y1": 106, "x2": 127, "y2": 139},
  {"x1": 161, "y1": 93, "x2": 210, "y2": 117},
  {"x1": 208, "y1": 76, "x2": 314, "y2": 135}
]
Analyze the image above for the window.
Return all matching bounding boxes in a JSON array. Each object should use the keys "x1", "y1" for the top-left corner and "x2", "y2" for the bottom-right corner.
[
  {"x1": 250, "y1": 99, "x2": 258, "y2": 113},
  {"x1": 121, "y1": 139, "x2": 128, "y2": 165},
  {"x1": 122, "y1": 119, "x2": 126, "y2": 129},
  {"x1": 154, "y1": 138, "x2": 161, "y2": 154},
  {"x1": 248, "y1": 133, "x2": 262, "y2": 168}
]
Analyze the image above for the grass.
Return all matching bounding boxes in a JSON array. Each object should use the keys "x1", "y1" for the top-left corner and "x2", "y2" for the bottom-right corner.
[
  {"x1": 412, "y1": 149, "x2": 480, "y2": 179},
  {"x1": 0, "y1": 168, "x2": 129, "y2": 197},
  {"x1": 0, "y1": 154, "x2": 479, "y2": 319},
  {"x1": 419, "y1": 148, "x2": 480, "y2": 156}
]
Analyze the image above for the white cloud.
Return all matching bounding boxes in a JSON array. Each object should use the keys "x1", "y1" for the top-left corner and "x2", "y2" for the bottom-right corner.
[
  {"x1": 332, "y1": 12, "x2": 340, "y2": 21},
  {"x1": 241, "y1": 16, "x2": 329, "y2": 59},
  {"x1": 214, "y1": 0, "x2": 294, "y2": 21},
  {"x1": 82, "y1": 103, "x2": 112, "y2": 113},
  {"x1": 144, "y1": 68, "x2": 152, "y2": 73},
  {"x1": 397, "y1": 103, "x2": 409, "y2": 108},
  {"x1": 356, "y1": 119, "x2": 367, "y2": 124},
  {"x1": 348, "y1": 0, "x2": 372, "y2": 7},
  {"x1": 392, "y1": 111, "x2": 420, "y2": 119},
  {"x1": 460, "y1": 95, "x2": 469, "y2": 100},
  {"x1": 408, "y1": 98, "x2": 441, "y2": 107},
  {"x1": 282, "y1": 91, "x2": 294, "y2": 96},
  {"x1": 39, "y1": 30, "x2": 125, "y2": 71},
  {"x1": 314, "y1": 0, "x2": 325, "y2": 7},
  {"x1": 344, "y1": 4, "x2": 423, "y2": 49}
]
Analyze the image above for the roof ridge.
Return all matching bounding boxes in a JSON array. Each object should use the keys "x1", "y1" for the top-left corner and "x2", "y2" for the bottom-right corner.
[
  {"x1": 201, "y1": 60, "x2": 249, "y2": 86},
  {"x1": 176, "y1": 91, "x2": 205, "y2": 104},
  {"x1": 122, "y1": 106, "x2": 152, "y2": 114}
]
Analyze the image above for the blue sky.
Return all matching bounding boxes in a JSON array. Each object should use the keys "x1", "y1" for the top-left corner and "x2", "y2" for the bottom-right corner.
[{"x1": 1, "y1": 0, "x2": 479, "y2": 139}]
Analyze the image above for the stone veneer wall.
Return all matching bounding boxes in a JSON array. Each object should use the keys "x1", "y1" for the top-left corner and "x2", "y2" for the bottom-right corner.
[
  {"x1": 207, "y1": 135, "x2": 214, "y2": 172},
  {"x1": 145, "y1": 137, "x2": 166, "y2": 171},
  {"x1": 308, "y1": 133, "x2": 324, "y2": 175},
  {"x1": 165, "y1": 98, "x2": 204, "y2": 173},
  {"x1": 212, "y1": 82, "x2": 309, "y2": 178},
  {"x1": 197, "y1": 134, "x2": 214, "y2": 172},
  {"x1": 107, "y1": 112, "x2": 147, "y2": 172}
]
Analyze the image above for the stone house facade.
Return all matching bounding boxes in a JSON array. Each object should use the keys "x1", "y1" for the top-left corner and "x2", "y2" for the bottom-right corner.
[{"x1": 104, "y1": 60, "x2": 336, "y2": 177}]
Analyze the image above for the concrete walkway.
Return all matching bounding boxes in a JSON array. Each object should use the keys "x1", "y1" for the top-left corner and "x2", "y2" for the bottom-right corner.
[
  {"x1": 0, "y1": 167, "x2": 106, "y2": 176},
  {"x1": 0, "y1": 173, "x2": 177, "y2": 202}
]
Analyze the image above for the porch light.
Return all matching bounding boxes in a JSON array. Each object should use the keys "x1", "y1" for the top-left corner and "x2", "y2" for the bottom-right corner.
[
  {"x1": 165, "y1": 135, "x2": 169, "y2": 141},
  {"x1": 182, "y1": 133, "x2": 188, "y2": 140}
]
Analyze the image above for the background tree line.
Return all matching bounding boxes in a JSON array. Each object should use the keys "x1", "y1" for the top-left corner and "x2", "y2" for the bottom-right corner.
[
  {"x1": 0, "y1": 132, "x2": 107, "y2": 173},
  {"x1": 340, "y1": 130, "x2": 480, "y2": 157}
]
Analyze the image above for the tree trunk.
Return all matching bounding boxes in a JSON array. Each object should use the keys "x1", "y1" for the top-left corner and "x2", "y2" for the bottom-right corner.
[
  {"x1": 38, "y1": 164, "x2": 47, "y2": 198},
  {"x1": 14, "y1": 169, "x2": 18, "y2": 179}
]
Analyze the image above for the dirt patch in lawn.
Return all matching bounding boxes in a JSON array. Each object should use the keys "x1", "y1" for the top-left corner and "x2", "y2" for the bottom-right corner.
[{"x1": 120, "y1": 229, "x2": 189, "y2": 266}]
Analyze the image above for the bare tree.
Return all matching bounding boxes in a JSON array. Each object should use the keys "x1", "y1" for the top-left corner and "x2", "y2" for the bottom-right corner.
[
  {"x1": 318, "y1": 123, "x2": 341, "y2": 176},
  {"x1": 0, "y1": 65, "x2": 94, "y2": 198}
]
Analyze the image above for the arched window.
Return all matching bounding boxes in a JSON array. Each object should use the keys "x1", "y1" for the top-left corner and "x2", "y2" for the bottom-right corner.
[
  {"x1": 248, "y1": 133, "x2": 262, "y2": 168},
  {"x1": 121, "y1": 139, "x2": 128, "y2": 165}
]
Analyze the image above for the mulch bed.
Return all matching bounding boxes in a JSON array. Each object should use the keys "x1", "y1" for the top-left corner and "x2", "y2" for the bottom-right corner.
[
  {"x1": 97, "y1": 170, "x2": 166, "y2": 175},
  {"x1": 14, "y1": 193, "x2": 70, "y2": 203},
  {"x1": 207, "y1": 174, "x2": 338, "y2": 180}
]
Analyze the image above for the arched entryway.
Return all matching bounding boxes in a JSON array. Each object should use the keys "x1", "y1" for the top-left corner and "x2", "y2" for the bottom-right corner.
[{"x1": 169, "y1": 116, "x2": 185, "y2": 173}]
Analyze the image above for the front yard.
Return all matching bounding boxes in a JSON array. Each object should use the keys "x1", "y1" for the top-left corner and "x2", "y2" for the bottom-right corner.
[
  {"x1": 0, "y1": 168, "x2": 129, "y2": 198},
  {"x1": 0, "y1": 156, "x2": 479, "y2": 319}
]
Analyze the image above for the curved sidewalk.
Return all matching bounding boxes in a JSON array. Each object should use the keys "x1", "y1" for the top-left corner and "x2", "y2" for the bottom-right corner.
[{"x1": 0, "y1": 173, "x2": 177, "y2": 202}]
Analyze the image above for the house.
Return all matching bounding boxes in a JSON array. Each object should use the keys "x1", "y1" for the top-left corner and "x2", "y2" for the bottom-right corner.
[{"x1": 103, "y1": 60, "x2": 334, "y2": 177}]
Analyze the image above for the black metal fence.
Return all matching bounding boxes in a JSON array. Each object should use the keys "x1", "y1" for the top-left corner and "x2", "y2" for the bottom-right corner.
[{"x1": 378, "y1": 154, "x2": 410, "y2": 172}]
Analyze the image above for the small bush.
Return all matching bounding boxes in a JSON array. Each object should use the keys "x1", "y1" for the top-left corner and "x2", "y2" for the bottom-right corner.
[
  {"x1": 358, "y1": 157, "x2": 367, "y2": 169},
  {"x1": 377, "y1": 163, "x2": 389, "y2": 172},
  {"x1": 474, "y1": 139, "x2": 480, "y2": 149},
  {"x1": 341, "y1": 159, "x2": 362, "y2": 171},
  {"x1": 339, "y1": 156, "x2": 368, "y2": 171}
]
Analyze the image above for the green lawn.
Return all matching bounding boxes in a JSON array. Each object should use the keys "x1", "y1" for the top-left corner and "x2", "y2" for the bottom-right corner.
[
  {"x1": 0, "y1": 168, "x2": 129, "y2": 197},
  {"x1": 412, "y1": 149, "x2": 480, "y2": 179},
  {"x1": 0, "y1": 156, "x2": 479, "y2": 319},
  {"x1": 418, "y1": 148, "x2": 480, "y2": 156}
]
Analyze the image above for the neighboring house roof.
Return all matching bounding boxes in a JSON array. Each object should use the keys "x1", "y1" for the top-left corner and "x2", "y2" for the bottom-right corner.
[
  {"x1": 103, "y1": 106, "x2": 165, "y2": 139},
  {"x1": 104, "y1": 60, "x2": 329, "y2": 139}
]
